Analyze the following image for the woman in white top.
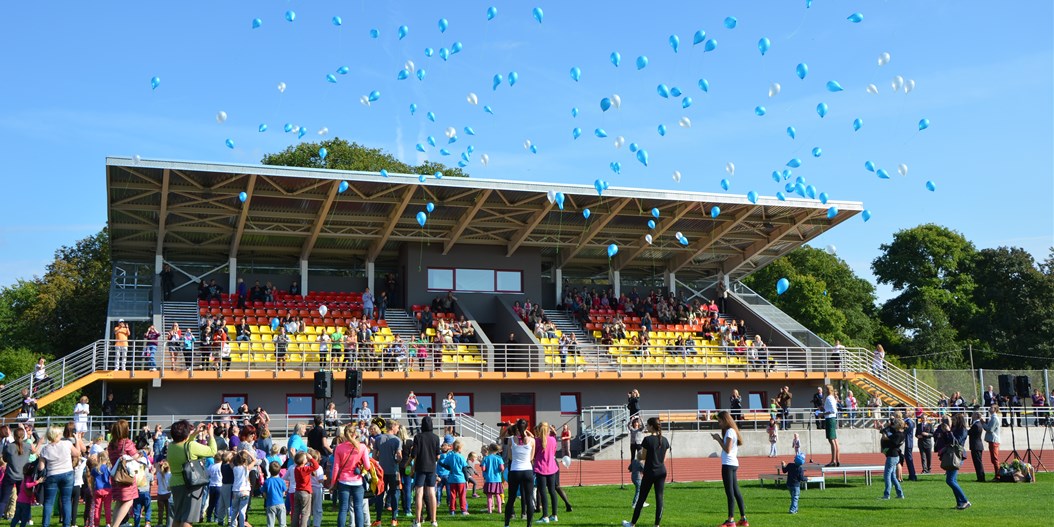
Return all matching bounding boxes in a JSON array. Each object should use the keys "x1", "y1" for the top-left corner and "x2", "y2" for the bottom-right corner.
[
  {"x1": 503, "y1": 419, "x2": 535, "y2": 527},
  {"x1": 39, "y1": 425, "x2": 81, "y2": 527},
  {"x1": 823, "y1": 384, "x2": 841, "y2": 467},
  {"x1": 73, "y1": 397, "x2": 90, "y2": 435},
  {"x1": 712, "y1": 411, "x2": 746, "y2": 527}
]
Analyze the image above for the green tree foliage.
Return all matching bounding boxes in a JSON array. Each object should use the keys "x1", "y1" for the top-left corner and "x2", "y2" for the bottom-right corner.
[{"x1": 261, "y1": 138, "x2": 469, "y2": 177}]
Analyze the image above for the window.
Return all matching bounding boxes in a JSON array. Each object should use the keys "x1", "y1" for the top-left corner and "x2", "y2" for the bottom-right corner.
[
  {"x1": 286, "y1": 394, "x2": 313, "y2": 417},
  {"x1": 223, "y1": 394, "x2": 247, "y2": 410},
  {"x1": 427, "y1": 268, "x2": 523, "y2": 293},
  {"x1": 560, "y1": 393, "x2": 581, "y2": 415},
  {"x1": 452, "y1": 393, "x2": 474, "y2": 415},
  {"x1": 427, "y1": 269, "x2": 454, "y2": 291},
  {"x1": 415, "y1": 393, "x2": 436, "y2": 416},
  {"x1": 352, "y1": 394, "x2": 378, "y2": 416},
  {"x1": 455, "y1": 269, "x2": 493, "y2": 292},
  {"x1": 748, "y1": 391, "x2": 767, "y2": 412},
  {"x1": 496, "y1": 271, "x2": 522, "y2": 292},
  {"x1": 696, "y1": 392, "x2": 719, "y2": 412}
]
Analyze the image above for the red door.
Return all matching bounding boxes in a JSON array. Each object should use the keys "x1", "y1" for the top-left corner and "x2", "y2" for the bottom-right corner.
[{"x1": 500, "y1": 393, "x2": 536, "y2": 429}]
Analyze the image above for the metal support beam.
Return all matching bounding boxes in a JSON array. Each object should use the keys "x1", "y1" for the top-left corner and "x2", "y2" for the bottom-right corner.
[
  {"x1": 667, "y1": 208, "x2": 752, "y2": 273},
  {"x1": 506, "y1": 201, "x2": 554, "y2": 257},
  {"x1": 154, "y1": 169, "x2": 171, "y2": 255},
  {"x1": 443, "y1": 189, "x2": 491, "y2": 255},
  {"x1": 721, "y1": 210, "x2": 815, "y2": 275},
  {"x1": 228, "y1": 257, "x2": 237, "y2": 295},
  {"x1": 229, "y1": 174, "x2": 257, "y2": 258},
  {"x1": 559, "y1": 198, "x2": 630, "y2": 267},
  {"x1": 366, "y1": 261, "x2": 375, "y2": 291},
  {"x1": 555, "y1": 268, "x2": 563, "y2": 305},
  {"x1": 609, "y1": 270, "x2": 621, "y2": 297},
  {"x1": 367, "y1": 186, "x2": 416, "y2": 262},
  {"x1": 300, "y1": 259, "x2": 309, "y2": 296},
  {"x1": 300, "y1": 180, "x2": 342, "y2": 261},
  {"x1": 664, "y1": 271, "x2": 675, "y2": 295},
  {"x1": 614, "y1": 202, "x2": 695, "y2": 271}
]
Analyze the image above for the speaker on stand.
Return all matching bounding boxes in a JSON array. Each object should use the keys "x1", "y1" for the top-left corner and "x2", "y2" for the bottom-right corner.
[
  {"x1": 314, "y1": 371, "x2": 333, "y2": 416},
  {"x1": 345, "y1": 368, "x2": 362, "y2": 398}
]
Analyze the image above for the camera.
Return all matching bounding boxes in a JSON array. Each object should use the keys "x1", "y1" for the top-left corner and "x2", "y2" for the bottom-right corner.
[{"x1": 497, "y1": 422, "x2": 510, "y2": 427}]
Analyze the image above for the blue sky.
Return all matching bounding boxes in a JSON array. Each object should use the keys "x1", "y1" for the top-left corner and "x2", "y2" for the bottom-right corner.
[{"x1": 0, "y1": 1, "x2": 1051, "y2": 301}]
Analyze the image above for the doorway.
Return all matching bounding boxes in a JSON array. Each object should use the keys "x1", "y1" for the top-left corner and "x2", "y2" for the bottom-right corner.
[{"x1": 500, "y1": 392, "x2": 536, "y2": 429}]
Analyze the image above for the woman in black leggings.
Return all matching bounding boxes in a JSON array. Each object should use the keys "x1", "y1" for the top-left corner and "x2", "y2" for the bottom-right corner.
[
  {"x1": 503, "y1": 419, "x2": 536, "y2": 527},
  {"x1": 622, "y1": 417, "x2": 669, "y2": 527},
  {"x1": 713, "y1": 411, "x2": 747, "y2": 527}
]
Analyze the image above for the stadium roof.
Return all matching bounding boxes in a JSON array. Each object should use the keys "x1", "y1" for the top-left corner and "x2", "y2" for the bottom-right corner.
[{"x1": 106, "y1": 157, "x2": 863, "y2": 281}]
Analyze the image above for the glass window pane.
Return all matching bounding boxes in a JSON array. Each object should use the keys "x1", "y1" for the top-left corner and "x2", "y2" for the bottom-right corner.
[
  {"x1": 453, "y1": 395, "x2": 473, "y2": 415},
  {"x1": 496, "y1": 271, "x2": 522, "y2": 292},
  {"x1": 697, "y1": 393, "x2": 716, "y2": 411},
  {"x1": 417, "y1": 395, "x2": 435, "y2": 415},
  {"x1": 223, "y1": 395, "x2": 246, "y2": 409},
  {"x1": 560, "y1": 394, "x2": 579, "y2": 414},
  {"x1": 428, "y1": 269, "x2": 453, "y2": 290},
  {"x1": 286, "y1": 395, "x2": 313, "y2": 417},
  {"x1": 352, "y1": 395, "x2": 378, "y2": 414},
  {"x1": 748, "y1": 392, "x2": 764, "y2": 410},
  {"x1": 455, "y1": 269, "x2": 493, "y2": 292}
]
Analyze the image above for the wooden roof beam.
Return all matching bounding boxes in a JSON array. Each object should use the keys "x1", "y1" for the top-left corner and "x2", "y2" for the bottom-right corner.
[
  {"x1": 721, "y1": 210, "x2": 816, "y2": 275},
  {"x1": 507, "y1": 201, "x2": 554, "y2": 257},
  {"x1": 614, "y1": 202, "x2": 696, "y2": 271},
  {"x1": 667, "y1": 208, "x2": 753, "y2": 273},
  {"x1": 299, "y1": 180, "x2": 342, "y2": 261},
  {"x1": 229, "y1": 174, "x2": 257, "y2": 258},
  {"x1": 366, "y1": 186, "x2": 416, "y2": 262},
  {"x1": 558, "y1": 198, "x2": 631, "y2": 267},
  {"x1": 443, "y1": 189, "x2": 492, "y2": 255}
]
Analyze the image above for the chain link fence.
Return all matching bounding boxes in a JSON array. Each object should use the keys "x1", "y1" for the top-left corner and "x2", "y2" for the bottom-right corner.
[{"x1": 914, "y1": 369, "x2": 1052, "y2": 402}]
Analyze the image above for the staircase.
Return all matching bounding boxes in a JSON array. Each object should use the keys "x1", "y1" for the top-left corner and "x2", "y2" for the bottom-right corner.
[
  {"x1": 729, "y1": 282, "x2": 830, "y2": 349},
  {"x1": 161, "y1": 301, "x2": 200, "y2": 336},
  {"x1": 385, "y1": 310, "x2": 421, "y2": 341},
  {"x1": 543, "y1": 309, "x2": 593, "y2": 343},
  {"x1": 843, "y1": 349, "x2": 942, "y2": 408},
  {"x1": 579, "y1": 405, "x2": 630, "y2": 460}
]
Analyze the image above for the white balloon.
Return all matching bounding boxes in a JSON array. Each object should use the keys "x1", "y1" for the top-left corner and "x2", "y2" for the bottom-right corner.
[
  {"x1": 768, "y1": 82, "x2": 781, "y2": 98},
  {"x1": 318, "y1": 127, "x2": 329, "y2": 136},
  {"x1": 892, "y1": 75, "x2": 904, "y2": 92},
  {"x1": 877, "y1": 52, "x2": 891, "y2": 66},
  {"x1": 611, "y1": 94, "x2": 622, "y2": 109},
  {"x1": 678, "y1": 116, "x2": 691, "y2": 128},
  {"x1": 466, "y1": 92, "x2": 479, "y2": 105},
  {"x1": 675, "y1": 231, "x2": 683, "y2": 240},
  {"x1": 614, "y1": 136, "x2": 625, "y2": 148},
  {"x1": 866, "y1": 83, "x2": 879, "y2": 94},
  {"x1": 360, "y1": 95, "x2": 370, "y2": 106},
  {"x1": 523, "y1": 140, "x2": 532, "y2": 150},
  {"x1": 725, "y1": 162, "x2": 735, "y2": 176},
  {"x1": 825, "y1": 244, "x2": 837, "y2": 255},
  {"x1": 319, "y1": 305, "x2": 329, "y2": 317},
  {"x1": 216, "y1": 111, "x2": 227, "y2": 124},
  {"x1": 671, "y1": 170, "x2": 682, "y2": 183},
  {"x1": 480, "y1": 153, "x2": 490, "y2": 166},
  {"x1": 546, "y1": 190, "x2": 557, "y2": 204},
  {"x1": 405, "y1": 60, "x2": 416, "y2": 73},
  {"x1": 904, "y1": 79, "x2": 915, "y2": 94},
  {"x1": 897, "y1": 163, "x2": 908, "y2": 177},
  {"x1": 277, "y1": 82, "x2": 287, "y2": 93},
  {"x1": 645, "y1": 234, "x2": 653, "y2": 245},
  {"x1": 132, "y1": 154, "x2": 141, "y2": 165},
  {"x1": 445, "y1": 127, "x2": 457, "y2": 138}
]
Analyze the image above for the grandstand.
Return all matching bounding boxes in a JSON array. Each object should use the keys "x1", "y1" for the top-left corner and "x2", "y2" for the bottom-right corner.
[{"x1": 0, "y1": 157, "x2": 944, "y2": 457}]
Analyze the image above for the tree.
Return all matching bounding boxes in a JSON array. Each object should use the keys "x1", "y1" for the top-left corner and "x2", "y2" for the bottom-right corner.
[{"x1": 261, "y1": 138, "x2": 469, "y2": 177}]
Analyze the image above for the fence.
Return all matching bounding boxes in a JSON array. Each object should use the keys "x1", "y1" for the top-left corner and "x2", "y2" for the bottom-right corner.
[{"x1": 913, "y1": 369, "x2": 1051, "y2": 403}]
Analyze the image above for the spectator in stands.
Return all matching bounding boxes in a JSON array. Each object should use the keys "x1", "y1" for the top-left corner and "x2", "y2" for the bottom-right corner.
[
  {"x1": 113, "y1": 320, "x2": 130, "y2": 371},
  {"x1": 263, "y1": 281, "x2": 275, "y2": 303},
  {"x1": 181, "y1": 329, "x2": 196, "y2": 370},
  {"x1": 436, "y1": 320, "x2": 455, "y2": 351},
  {"x1": 198, "y1": 280, "x2": 210, "y2": 301},
  {"x1": 872, "y1": 345, "x2": 886, "y2": 377},
  {"x1": 845, "y1": 391, "x2": 858, "y2": 428},
  {"x1": 166, "y1": 323, "x2": 182, "y2": 370},
  {"x1": 442, "y1": 393, "x2": 457, "y2": 433},
  {"x1": 289, "y1": 280, "x2": 300, "y2": 297},
  {"x1": 208, "y1": 279, "x2": 223, "y2": 301},
  {"x1": 74, "y1": 396, "x2": 90, "y2": 435},
  {"x1": 33, "y1": 358, "x2": 55, "y2": 395},
  {"x1": 982, "y1": 385, "x2": 996, "y2": 409},
  {"x1": 144, "y1": 325, "x2": 161, "y2": 371},
  {"x1": 777, "y1": 387, "x2": 792, "y2": 430},
  {"x1": 250, "y1": 281, "x2": 265, "y2": 303},
  {"x1": 377, "y1": 291, "x2": 389, "y2": 321},
  {"x1": 235, "y1": 278, "x2": 248, "y2": 309},
  {"x1": 418, "y1": 306, "x2": 434, "y2": 333},
  {"x1": 235, "y1": 318, "x2": 251, "y2": 342},
  {"x1": 19, "y1": 388, "x2": 38, "y2": 420},
  {"x1": 160, "y1": 264, "x2": 175, "y2": 301},
  {"x1": 362, "y1": 287, "x2": 375, "y2": 320},
  {"x1": 440, "y1": 292, "x2": 457, "y2": 313}
]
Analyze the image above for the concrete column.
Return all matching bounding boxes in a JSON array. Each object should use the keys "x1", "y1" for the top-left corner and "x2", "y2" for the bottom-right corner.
[
  {"x1": 664, "y1": 271, "x2": 676, "y2": 295},
  {"x1": 610, "y1": 270, "x2": 621, "y2": 297},
  {"x1": 555, "y1": 268, "x2": 563, "y2": 305},
  {"x1": 300, "y1": 259, "x2": 309, "y2": 296},
  {"x1": 366, "y1": 261, "x2": 376, "y2": 292},
  {"x1": 228, "y1": 257, "x2": 237, "y2": 296}
]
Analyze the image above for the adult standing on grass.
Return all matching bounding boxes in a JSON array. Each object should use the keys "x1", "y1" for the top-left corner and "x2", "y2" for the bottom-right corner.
[
  {"x1": 331, "y1": 425, "x2": 368, "y2": 527},
  {"x1": 967, "y1": 411, "x2": 986, "y2": 482},
  {"x1": 879, "y1": 417, "x2": 905, "y2": 500},
  {"x1": 936, "y1": 414, "x2": 970, "y2": 510},
  {"x1": 39, "y1": 425, "x2": 81, "y2": 527},
  {"x1": 168, "y1": 420, "x2": 218, "y2": 527},
  {"x1": 411, "y1": 416, "x2": 441, "y2": 527},
  {"x1": 823, "y1": 384, "x2": 841, "y2": 467},
  {"x1": 916, "y1": 414, "x2": 934, "y2": 474},
  {"x1": 108, "y1": 419, "x2": 146, "y2": 527},
  {"x1": 713, "y1": 411, "x2": 747, "y2": 527},
  {"x1": 503, "y1": 419, "x2": 536, "y2": 527},
  {"x1": 532, "y1": 422, "x2": 559, "y2": 524},
  {"x1": 622, "y1": 417, "x2": 669, "y2": 527}
]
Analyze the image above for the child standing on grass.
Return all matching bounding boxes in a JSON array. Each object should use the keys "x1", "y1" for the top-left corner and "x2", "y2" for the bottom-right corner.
[
  {"x1": 12, "y1": 463, "x2": 43, "y2": 527},
  {"x1": 231, "y1": 450, "x2": 253, "y2": 527},
  {"x1": 263, "y1": 461, "x2": 287, "y2": 527},
  {"x1": 443, "y1": 441, "x2": 469, "y2": 515},
  {"x1": 291, "y1": 451, "x2": 320, "y2": 527},
  {"x1": 309, "y1": 450, "x2": 325, "y2": 527},
  {"x1": 89, "y1": 452, "x2": 114, "y2": 527},
  {"x1": 435, "y1": 442, "x2": 452, "y2": 508},
  {"x1": 767, "y1": 419, "x2": 779, "y2": 458},
  {"x1": 480, "y1": 443, "x2": 505, "y2": 514},
  {"x1": 155, "y1": 461, "x2": 172, "y2": 527},
  {"x1": 464, "y1": 452, "x2": 480, "y2": 498},
  {"x1": 627, "y1": 458, "x2": 645, "y2": 509},
  {"x1": 780, "y1": 452, "x2": 806, "y2": 514}
]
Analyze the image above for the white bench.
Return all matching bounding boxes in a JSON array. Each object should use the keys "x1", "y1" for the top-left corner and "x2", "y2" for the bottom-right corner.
[{"x1": 759, "y1": 474, "x2": 825, "y2": 490}]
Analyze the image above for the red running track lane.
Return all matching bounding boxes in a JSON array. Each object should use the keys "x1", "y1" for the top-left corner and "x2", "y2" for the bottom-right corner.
[{"x1": 557, "y1": 450, "x2": 1054, "y2": 486}]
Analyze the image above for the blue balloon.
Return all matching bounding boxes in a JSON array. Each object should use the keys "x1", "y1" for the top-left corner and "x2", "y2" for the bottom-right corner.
[
  {"x1": 610, "y1": 162, "x2": 621, "y2": 174},
  {"x1": 787, "y1": 158, "x2": 802, "y2": 168},
  {"x1": 877, "y1": 168, "x2": 890, "y2": 179},
  {"x1": 796, "y1": 63, "x2": 808, "y2": 79},
  {"x1": 720, "y1": 178, "x2": 731, "y2": 191},
  {"x1": 460, "y1": 152, "x2": 470, "y2": 162},
  {"x1": 636, "y1": 56, "x2": 649, "y2": 70},
  {"x1": 755, "y1": 106, "x2": 767, "y2": 116},
  {"x1": 337, "y1": 66, "x2": 350, "y2": 75},
  {"x1": 424, "y1": 47, "x2": 433, "y2": 56},
  {"x1": 723, "y1": 16, "x2": 737, "y2": 29},
  {"x1": 693, "y1": 30, "x2": 706, "y2": 45},
  {"x1": 397, "y1": 69, "x2": 409, "y2": 80},
  {"x1": 487, "y1": 6, "x2": 498, "y2": 20},
  {"x1": 271, "y1": 318, "x2": 280, "y2": 331},
  {"x1": 258, "y1": 124, "x2": 267, "y2": 132},
  {"x1": 812, "y1": 147, "x2": 822, "y2": 157},
  {"x1": 319, "y1": 147, "x2": 328, "y2": 160},
  {"x1": 704, "y1": 39, "x2": 718, "y2": 52},
  {"x1": 439, "y1": 148, "x2": 451, "y2": 156},
  {"x1": 710, "y1": 206, "x2": 721, "y2": 218},
  {"x1": 758, "y1": 37, "x2": 771, "y2": 55},
  {"x1": 439, "y1": 48, "x2": 449, "y2": 61},
  {"x1": 864, "y1": 160, "x2": 876, "y2": 172},
  {"x1": 926, "y1": 180, "x2": 936, "y2": 191},
  {"x1": 600, "y1": 97, "x2": 612, "y2": 112},
  {"x1": 610, "y1": 51, "x2": 622, "y2": 68},
  {"x1": 571, "y1": 107, "x2": 579, "y2": 117},
  {"x1": 554, "y1": 192, "x2": 565, "y2": 210},
  {"x1": 747, "y1": 191, "x2": 759, "y2": 204},
  {"x1": 594, "y1": 128, "x2": 607, "y2": 138},
  {"x1": 794, "y1": 183, "x2": 806, "y2": 197},
  {"x1": 657, "y1": 124, "x2": 667, "y2": 136},
  {"x1": 416, "y1": 144, "x2": 425, "y2": 152},
  {"x1": 918, "y1": 118, "x2": 930, "y2": 130},
  {"x1": 669, "y1": 34, "x2": 680, "y2": 53},
  {"x1": 370, "y1": 28, "x2": 380, "y2": 38},
  {"x1": 380, "y1": 169, "x2": 389, "y2": 177},
  {"x1": 151, "y1": 76, "x2": 160, "y2": 90},
  {"x1": 670, "y1": 87, "x2": 682, "y2": 97},
  {"x1": 416, "y1": 69, "x2": 426, "y2": 80},
  {"x1": 427, "y1": 136, "x2": 436, "y2": 147},
  {"x1": 509, "y1": 71, "x2": 520, "y2": 86},
  {"x1": 795, "y1": 175, "x2": 806, "y2": 185},
  {"x1": 464, "y1": 127, "x2": 476, "y2": 136},
  {"x1": 570, "y1": 66, "x2": 582, "y2": 81},
  {"x1": 594, "y1": 179, "x2": 605, "y2": 195},
  {"x1": 398, "y1": 25, "x2": 409, "y2": 39},
  {"x1": 698, "y1": 78, "x2": 710, "y2": 92},
  {"x1": 451, "y1": 42, "x2": 463, "y2": 54},
  {"x1": 786, "y1": 126, "x2": 796, "y2": 139},
  {"x1": 457, "y1": 161, "x2": 467, "y2": 168},
  {"x1": 225, "y1": 138, "x2": 234, "y2": 149},
  {"x1": 529, "y1": 144, "x2": 538, "y2": 154},
  {"x1": 647, "y1": 219, "x2": 656, "y2": 229},
  {"x1": 438, "y1": 18, "x2": 448, "y2": 32},
  {"x1": 679, "y1": 236, "x2": 689, "y2": 246},
  {"x1": 776, "y1": 278, "x2": 790, "y2": 295},
  {"x1": 298, "y1": 127, "x2": 307, "y2": 139},
  {"x1": 416, "y1": 211, "x2": 427, "y2": 227},
  {"x1": 819, "y1": 192, "x2": 829, "y2": 204},
  {"x1": 252, "y1": 18, "x2": 262, "y2": 29},
  {"x1": 628, "y1": 143, "x2": 638, "y2": 153},
  {"x1": 783, "y1": 170, "x2": 792, "y2": 180},
  {"x1": 338, "y1": 181, "x2": 349, "y2": 193},
  {"x1": 483, "y1": 106, "x2": 494, "y2": 115},
  {"x1": 418, "y1": 174, "x2": 427, "y2": 183},
  {"x1": 651, "y1": 208, "x2": 660, "y2": 218},
  {"x1": 771, "y1": 171, "x2": 781, "y2": 182},
  {"x1": 285, "y1": 10, "x2": 295, "y2": 22},
  {"x1": 776, "y1": 192, "x2": 786, "y2": 201},
  {"x1": 583, "y1": 208, "x2": 591, "y2": 219},
  {"x1": 607, "y1": 244, "x2": 619, "y2": 258},
  {"x1": 682, "y1": 97, "x2": 693, "y2": 109},
  {"x1": 492, "y1": 74, "x2": 503, "y2": 90},
  {"x1": 853, "y1": 118, "x2": 863, "y2": 131},
  {"x1": 332, "y1": 16, "x2": 342, "y2": 26},
  {"x1": 532, "y1": 7, "x2": 544, "y2": 23},
  {"x1": 657, "y1": 84, "x2": 670, "y2": 98},
  {"x1": 806, "y1": 185, "x2": 817, "y2": 199},
  {"x1": 847, "y1": 12, "x2": 864, "y2": 23},
  {"x1": 827, "y1": 206, "x2": 838, "y2": 219},
  {"x1": 447, "y1": 135, "x2": 457, "y2": 144},
  {"x1": 435, "y1": 171, "x2": 444, "y2": 179},
  {"x1": 467, "y1": 145, "x2": 475, "y2": 153},
  {"x1": 239, "y1": 191, "x2": 248, "y2": 202},
  {"x1": 862, "y1": 210, "x2": 872, "y2": 222},
  {"x1": 826, "y1": 80, "x2": 844, "y2": 92},
  {"x1": 410, "y1": 103, "x2": 418, "y2": 115},
  {"x1": 426, "y1": 202, "x2": 435, "y2": 213},
  {"x1": 636, "y1": 149, "x2": 649, "y2": 166},
  {"x1": 326, "y1": 74, "x2": 337, "y2": 83},
  {"x1": 816, "y1": 102, "x2": 828, "y2": 118}
]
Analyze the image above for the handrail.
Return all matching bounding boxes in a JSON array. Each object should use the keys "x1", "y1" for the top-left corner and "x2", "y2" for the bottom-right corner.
[
  {"x1": 842, "y1": 348, "x2": 942, "y2": 406},
  {"x1": 728, "y1": 281, "x2": 830, "y2": 349}
]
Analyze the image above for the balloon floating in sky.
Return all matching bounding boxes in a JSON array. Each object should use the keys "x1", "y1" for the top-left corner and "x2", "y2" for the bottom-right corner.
[
  {"x1": 918, "y1": 118, "x2": 930, "y2": 130},
  {"x1": 698, "y1": 78, "x2": 710, "y2": 92},
  {"x1": 570, "y1": 67, "x2": 581, "y2": 81},
  {"x1": 862, "y1": 210, "x2": 872, "y2": 222},
  {"x1": 418, "y1": 175, "x2": 426, "y2": 183},
  {"x1": 636, "y1": 149, "x2": 649, "y2": 166},
  {"x1": 710, "y1": 206, "x2": 721, "y2": 218},
  {"x1": 651, "y1": 208, "x2": 661, "y2": 219},
  {"x1": 424, "y1": 47, "x2": 433, "y2": 56},
  {"x1": 904, "y1": 79, "x2": 916, "y2": 93},
  {"x1": 426, "y1": 202, "x2": 435, "y2": 213},
  {"x1": 252, "y1": 18, "x2": 262, "y2": 29},
  {"x1": 864, "y1": 160, "x2": 876, "y2": 172},
  {"x1": 554, "y1": 192, "x2": 565, "y2": 210},
  {"x1": 332, "y1": 16, "x2": 342, "y2": 26},
  {"x1": 582, "y1": 208, "x2": 591, "y2": 219},
  {"x1": 847, "y1": 12, "x2": 864, "y2": 23},
  {"x1": 338, "y1": 181, "x2": 349, "y2": 193},
  {"x1": 787, "y1": 158, "x2": 802, "y2": 168},
  {"x1": 285, "y1": 10, "x2": 295, "y2": 22},
  {"x1": 509, "y1": 71, "x2": 519, "y2": 86},
  {"x1": 672, "y1": 170, "x2": 682, "y2": 182},
  {"x1": 747, "y1": 191, "x2": 758, "y2": 204},
  {"x1": 493, "y1": 74, "x2": 503, "y2": 90},
  {"x1": 483, "y1": 106, "x2": 494, "y2": 115},
  {"x1": 853, "y1": 118, "x2": 863, "y2": 131},
  {"x1": 826, "y1": 80, "x2": 844, "y2": 92},
  {"x1": 776, "y1": 278, "x2": 790, "y2": 295},
  {"x1": 877, "y1": 168, "x2": 891, "y2": 179},
  {"x1": 669, "y1": 34, "x2": 680, "y2": 53},
  {"x1": 216, "y1": 111, "x2": 227, "y2": 124},
  {"x1": 769, "y1": 82, "x2": 781, "y2": 97},
  {"x1": 318, "y1": 147, "x2": 328, "y2": 160},
  {"x1": 326, "y1": 74, "x2": 337, "y2": 83},
  {"x1": 657, "y1": 84, "x2": 670, "y2": 98},
  {"x1": 816, "y1": 102, "x2": 828, "y2": 118},
  {"x1": 607, "y1": 244, "x2": 619, "y2": 258},
  {"x1": 427, "y1": 111, "x2": 436, "y2": 122},
  {"x1": 225, "y1": 139, "x2": 235, "y2": 149},
  {"x1": 629, "y1": 143, "x2": 638, "y2": 152},
  {"x1": 572, "y1": 127, "x2": 582, "y2": 140},
  {"x1": 439, "y1": 48, "x2": 450, "y2": 61},
  {"x1": 239, "y1": 192, "x2": 248, "y2": 203},
  {"x1": 827, "y1": 206, "x2": 838, "y2": 219},
  {"x1": 866, "y1": 84, "x2": 879, "y2": 94},
  {"x1": 812, "y1": 147, "x2": 822, "y2": 157},
  {"x1": 645, "y1": 234, "x2": 653, "y2": 245},
  {"x1": 724, "y1": 16, "x2": 737, "y2": 29},
  {"x1": 926, "y1": 180, "x2": 936, "y2": 191},
  {"x1": 416, "y1": 211, "x2": 427, "y2": 227},
  {"x1": 636, "y1": 56, "x2": 649, "y2": 70},
  {"x1": 682, "y1": 96, "x2": 693, "y2": 108},
  {"x1": 878, "y1": 52, "x2": 891, "y2": 66},
  {"x1": 679, "y1": 117, "x2": 692, "y2": 128},
  {"x1": 610, "y1": 52, "x2": 621, "y2": 67},
  {"x1": 892, "y1": 75, "x2": 904, "y2": 92},
  {"x1": 818, "y1": 192, "x2": 829, "y2": 204},
  {"x1": 370, "y1": 28, "x2": 380, "y2": 38},
  {"x1": 614, "y1": 136, "x2": 625, "y2": 148},
  {"x1": 337, "y1": 66, "x2": 350, "y2": 75},
  {"x1": 451, "y1": 42, "x2": 463, "y2": 54},
  {"x1": 150, "y1": 76, "x2": 160, "y2": 90},
  {"x1": 693, "y1": 30, "x2": 706, "y2": 45},
  {"x1": 726, "y1": 162, "x2": 735, "y2": 176},
  {"x1": 595, "y1": 128, "x2": 608, "y2": 138},
  {"x1": 480, "y1": 154, "x2": 489, "y2": 166},
  {"x1": 397, "y1": 69, "x2": 409, "y2": 80},
  {"x1": 897, "y1": 163, "x2": 908, "y2": 177},
  {"x1": 648, "y1": 220, "x2": 657, "y2": 230},
  {"x1": 277, "y1": 82, "x2": 286, "y2": 93},
  {"x1": 368, "y1": 90, "x2": 381, "y2": 102},
  {"x1": 438, "y1": 18, "x2": 448, "y2": 32},
  {"x1": 600, "y1": 97, "x2": 612, "y2": 112},
  {"x1": 571, "y1": 107, "x2": 579, "y2": 117},
  {"x1": 611, "y1": 94, "x2": 621, "y2": 109},
  {"x1": 487, "y1": 6, "x2": 498, "y2": 20},
  {"x1": 704, "y1": 39, "x2": 718, "y2": 52},
  {"x1": 379, "y1": 169, "x2": 388, "y2": 177},
  {"x1": 532, "y1": 7, "x2": 544, "y2": 23},
  {"x1": 787, "y1": 126, "x2": 796, "y2": 139},
  {"x1": 258, "y1": 124, "x2": 267, "y2": 132},
  {"x1": 796, "y1": 63, "x2": 808, "y2": 79},
  {"x1": 656, "y1": 124, "x2": 666, "y2": 136},
  {"x1": 467, "y1": 93, "x2": 478, "y2": 105},
  {"x1": 776, "y1": 192, "x2": 786, "y2": 201},
  {"x1": 826, "y1": 244, "x2": 837, "y2": 255},
  {"x1": 397, "y1": 25, "x2": 409, "y2": 39},
  {"x1": 755, "y1": 106, "x2": 767, "y2": 116}
]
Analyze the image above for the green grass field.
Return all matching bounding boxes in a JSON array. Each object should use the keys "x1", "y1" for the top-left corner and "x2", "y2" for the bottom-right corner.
[{"x1": 28, "y1": 473, "x2": 1054, "y2": 527}]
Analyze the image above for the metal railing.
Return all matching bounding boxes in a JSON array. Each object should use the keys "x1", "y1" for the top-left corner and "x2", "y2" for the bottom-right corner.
[
  {"x1": 2, "y1": 341, "x2": 102, "y2": 415},
  {"x1": 580, "y1": 405, "x2": 629, "y2": 456},
  {"x1": 842, "y1": 347, "x2": 942, "y2": 407}
]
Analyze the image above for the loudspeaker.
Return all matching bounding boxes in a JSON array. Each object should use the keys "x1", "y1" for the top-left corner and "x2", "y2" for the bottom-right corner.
[
  {"x1": 313, "y1": 371, "x2": 332, "y2": 399},
  {"x1": 998, "y1": 374, "x2": 1015, "y2": 398},
  {"x1": 345, "y1": 368, "x2": 362, "y2": 398},
  {"x1": 1015, "y1": 375, "x2": 1032, "y2": 399}
]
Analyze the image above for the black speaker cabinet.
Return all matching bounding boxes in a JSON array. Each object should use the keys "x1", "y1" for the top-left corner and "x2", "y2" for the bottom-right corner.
[
  {"x1": 313, "y1": 371, "x2": 333, "y2": 399},
  {"x1": 1015, "y1": 376, "x2": 1032, "y2": 399},
  {"x1": 998, "y1": 374, "x2": 1015, "y2": 398},
  {"x1": 345, "y1": 368, "x2": 362, "y2": 398}
]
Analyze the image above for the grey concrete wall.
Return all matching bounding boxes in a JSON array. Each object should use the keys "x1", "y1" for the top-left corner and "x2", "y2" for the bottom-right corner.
[{"x1": 590, "y1": 428, "x2": 882, "y2": 460}]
